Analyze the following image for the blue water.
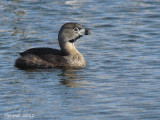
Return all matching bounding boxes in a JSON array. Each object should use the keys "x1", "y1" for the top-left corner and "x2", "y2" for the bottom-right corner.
[{"x1": 0, "y1": 0, "x2": 160, "y2": 120}]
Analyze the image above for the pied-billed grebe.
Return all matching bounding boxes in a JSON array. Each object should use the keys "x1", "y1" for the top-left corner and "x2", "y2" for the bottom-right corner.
[{"x1": 15, "y1": 22, "x2": 90, "y2": 69}]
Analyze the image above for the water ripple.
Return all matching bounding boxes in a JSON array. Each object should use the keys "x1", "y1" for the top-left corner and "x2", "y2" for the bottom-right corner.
[{"x1": 0, "y1": 0, "x2": 160, "y2": 120}]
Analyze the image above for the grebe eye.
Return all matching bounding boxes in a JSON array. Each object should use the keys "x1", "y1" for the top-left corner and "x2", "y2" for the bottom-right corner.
[{"x1": 74, "y1": 27, "x2": 79, "y2": 31}]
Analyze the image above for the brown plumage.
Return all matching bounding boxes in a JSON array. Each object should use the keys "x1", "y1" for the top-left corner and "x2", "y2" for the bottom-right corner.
[{"x1": 15, "y1": 23, "x2": 90, "y2": 69}]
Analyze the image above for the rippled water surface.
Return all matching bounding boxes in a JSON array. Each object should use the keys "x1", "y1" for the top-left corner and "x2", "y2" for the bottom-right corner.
[{"x1": 0, "y1": 0, "x2": 160, "y2": 120}]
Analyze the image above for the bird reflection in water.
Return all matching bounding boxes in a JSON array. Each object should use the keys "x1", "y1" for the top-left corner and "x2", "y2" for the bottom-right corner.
[{"x1": 59, "y1": 69, "x2": 85, "y2": 87}]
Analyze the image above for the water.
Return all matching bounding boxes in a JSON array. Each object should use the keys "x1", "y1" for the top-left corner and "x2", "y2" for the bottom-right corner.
[{"x1": 0, "y1": 0, "x2": 160, "y2": 120}]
